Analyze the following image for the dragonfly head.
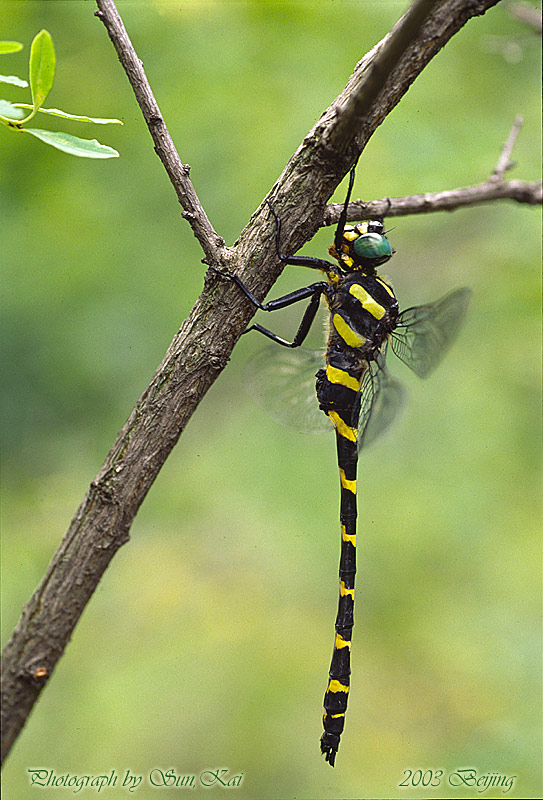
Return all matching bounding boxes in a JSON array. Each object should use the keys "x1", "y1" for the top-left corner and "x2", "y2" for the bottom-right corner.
[{"x1": 329, "y1": 221, "x2": 394, "y2": 274}]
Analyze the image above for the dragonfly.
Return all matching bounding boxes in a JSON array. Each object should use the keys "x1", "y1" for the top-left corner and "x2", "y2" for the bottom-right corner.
[{"x1": 211, "y1": 167, "x2": 471, "y2": 767}]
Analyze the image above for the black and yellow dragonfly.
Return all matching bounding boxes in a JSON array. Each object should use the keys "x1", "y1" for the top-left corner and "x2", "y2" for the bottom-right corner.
[{"x1": 212, "y1": 168, "x2": 471, "y2": 767}]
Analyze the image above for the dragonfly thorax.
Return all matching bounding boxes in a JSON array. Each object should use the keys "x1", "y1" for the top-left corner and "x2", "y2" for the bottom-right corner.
[{"x1": 325, "y1": 272, "x2": 399, "y2": 357}]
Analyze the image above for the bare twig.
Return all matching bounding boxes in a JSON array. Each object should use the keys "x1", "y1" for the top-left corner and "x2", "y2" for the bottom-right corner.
[
  {"x1": 492, "y1": 115, "x2": 524, "y2": 179},
  {"x1": 0, "y1": 0, "x2": 518, "y2": 764},
  {"x1": 324, "y1": 117, "x2": 542, "y2": 224},
  {"x1": 508, "y1": 2, "x2": 543, "y2": 33},
  {"x1": 94, "y1": 0, "x2": 225, "y2": 265},
  {"x1": 324, "y1": 178, "x2": 542, "y2": 224}
]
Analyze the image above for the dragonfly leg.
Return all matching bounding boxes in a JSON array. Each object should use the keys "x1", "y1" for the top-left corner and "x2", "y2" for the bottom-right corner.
[
  {"x1": 245, "y1": 284, "x2": 325, "y2": 348},
  {"x1": 211, "y1": 265, "x2": 328, "y2": 348},
  {"x1": 267, "y1": 201, "x2": 338, "y2": 273},
  {"x1": 333, "y1": 165, "x2": 357, "y2": 254},
  {"x1": 211, "y1": 265, "x2": 327, "y2": 313}
]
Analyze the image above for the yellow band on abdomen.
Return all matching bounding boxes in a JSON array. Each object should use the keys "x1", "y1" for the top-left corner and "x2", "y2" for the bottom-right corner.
[
  {"x1": 340, "y1": 580, "x2": 354, "y2": 598},
  {"x1": 327, "y1": 679, "x2": 349, "y2": 694},
  {"x1": 339, "y1": 468, "x2": 356, "y2": 494},
  {"x1": 326, "y1": 365, "x2": 361, "y2": 392},
  {"x1": 341, "y1": 524, "x2": 356, "y2": 546},
  {"x1": 328, "y1": 411, "x2": 357, "y2": 442},
  {"x1": 335, "y1": 633, "x2": 351, "y2": 650}
]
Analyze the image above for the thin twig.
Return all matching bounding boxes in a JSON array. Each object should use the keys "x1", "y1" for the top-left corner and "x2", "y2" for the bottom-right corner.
[
  {"x1": 492, "y1": 115, "x2": 524, "y2": 179},
  {"x1": 508, "y1": 2, "x2": 543, "y2": 33},
  {"x1": 94, "y1": 0, "x2": 225, "y2": 265},
  {"x1": 324, "y1": 117, "x2": 541, "y2": 224},
  {"x1": 324, "y1": 179, "x2": 542, "y2": 223}
]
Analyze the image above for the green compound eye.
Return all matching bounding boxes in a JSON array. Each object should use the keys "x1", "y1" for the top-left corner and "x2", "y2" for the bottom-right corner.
[{"x1": 353, "y1": 232, "x2": 393, "y2": 261}]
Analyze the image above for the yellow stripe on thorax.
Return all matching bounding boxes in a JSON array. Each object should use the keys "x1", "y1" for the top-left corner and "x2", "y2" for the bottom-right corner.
[
  {"x1": 332, "y1": 313, "x2": 366, "y2": 348},
  {"x1": 326, "y1": 365, "x2": 361, "y2": 393},
  {"x1": 341, "y1": 524, "x2": 356, "y2": 546},
  {"x1": 340, "y1": 580, "x2": 354, "y2": 598},
  {"x1": 328, "y1": 411, "x2": 357, "y2": 443},
  {"x1": 339, "y1": 468, "x2": 356, "y2": 494},
  {"x1": 375, "y1": 276, "x2": 394, "y2": 296},
  {"x1": 327, "y1": 679, "x2": 349, "y2": 694},
  {"x1": 349, "y1": 283, "x2": 386, "y2": 319}
]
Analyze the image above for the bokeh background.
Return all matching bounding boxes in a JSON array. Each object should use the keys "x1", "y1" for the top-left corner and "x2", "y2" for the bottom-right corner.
[{"x1": 1, "y1": 1, "x2": 541, "y2": 798}]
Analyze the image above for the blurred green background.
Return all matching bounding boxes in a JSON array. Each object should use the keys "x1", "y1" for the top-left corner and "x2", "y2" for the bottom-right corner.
[{"x1": 1, "y1": 1, "x2": 541, "y2": 798}]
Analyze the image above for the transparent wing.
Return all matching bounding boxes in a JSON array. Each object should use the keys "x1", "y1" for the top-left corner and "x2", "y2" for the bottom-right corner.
[
  {"x1": 391, "y1": 287, "x2": 472, "y2": 379},
  {"x1": 246, "y1": 346, "x2": 330, "y2": 434},
  {"x1": 247, "y1": 343, "x2": 404, "y2": 446},
  {"x1": 357, "y1": 345, "x2": 404, "y2": 451}
]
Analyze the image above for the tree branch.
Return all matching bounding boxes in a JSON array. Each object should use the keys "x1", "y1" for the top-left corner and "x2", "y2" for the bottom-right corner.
[
  {"x1": 94, "y1": 0, "x2": 225, "y2": 264},
  {"x1": 325, "y1": 0, "x2": 443, "y2": 152},
  {"x1": 1, "y1": 0, "x2": 523, "y2": 764}
]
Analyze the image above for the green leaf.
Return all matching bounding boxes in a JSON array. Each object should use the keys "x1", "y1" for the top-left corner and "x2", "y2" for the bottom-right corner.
[
  {"x1": 29, "y1": 30, "x2": 55, "y2": 111},
  {"x1": 14, "y1": 104, "x2": 122, "y2": 124},
  {"x1": 0, "y1": 41, "x2": 23, "y2": 54},
  {"x1": 0, "y1": 99, "x2": 25, "y2": 120},
  {"x1": 0, "y1": 74, "x2": 28, "y2": 88},
  {"x1": 22, "y1": 128, "x2": 120, "y2": 158}
]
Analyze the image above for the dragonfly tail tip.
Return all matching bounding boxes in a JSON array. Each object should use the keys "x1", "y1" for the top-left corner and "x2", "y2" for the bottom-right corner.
[{"x1": 320, "y1": 734, "x2": 338, "y2": 767}]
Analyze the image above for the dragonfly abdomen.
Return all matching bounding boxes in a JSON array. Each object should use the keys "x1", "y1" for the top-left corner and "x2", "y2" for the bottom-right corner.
[{"x1": 317, "y1": 362, "x2": 361, "y2": 766}]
